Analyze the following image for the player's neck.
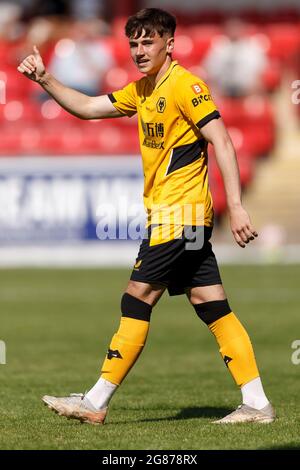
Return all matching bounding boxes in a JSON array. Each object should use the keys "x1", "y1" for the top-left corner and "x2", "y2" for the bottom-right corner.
[{"x1": 146, "y1": 56, "x2": 172, "y2": 87}]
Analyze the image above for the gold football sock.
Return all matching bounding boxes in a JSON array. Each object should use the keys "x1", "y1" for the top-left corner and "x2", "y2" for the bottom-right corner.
[
  {"x1": 101, "y1": 316, "x2": 150, "y2": 385},
  {"x1": 101, "y1": 293, "x2": 152, "y2": 385},
  {"x1": 209, "y1": 312, "x2": 259, "y2": 387},
  {"x1": 194, "y1": 300, "x2": 259, "y2": 387}
]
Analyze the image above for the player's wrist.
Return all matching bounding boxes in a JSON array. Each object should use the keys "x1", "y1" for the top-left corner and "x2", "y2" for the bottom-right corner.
[
  {"x1": 227, "y1": 201, "x2": 243, "y2": 212},
  {"x1": 36, "y1": 70, "x2": 50, "y2": 86}
]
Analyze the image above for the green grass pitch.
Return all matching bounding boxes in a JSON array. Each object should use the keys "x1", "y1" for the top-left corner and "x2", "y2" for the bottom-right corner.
[{"x1": 0, "y1": 265, "x2": 299, "y2": 450}]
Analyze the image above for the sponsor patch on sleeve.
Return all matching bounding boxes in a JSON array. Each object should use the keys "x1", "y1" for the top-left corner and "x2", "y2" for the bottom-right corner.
[{"x1": 191, "y1": 83, "x2": 203, "y2": 95}]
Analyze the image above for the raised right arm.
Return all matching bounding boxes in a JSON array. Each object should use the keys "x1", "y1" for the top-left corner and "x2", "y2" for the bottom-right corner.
[
  {"x1": 35, "y1": 73, "x2": 121, "y2": 119},
  {"x1": 17, "y1": 46, "x2": 123, "y2": 120}
]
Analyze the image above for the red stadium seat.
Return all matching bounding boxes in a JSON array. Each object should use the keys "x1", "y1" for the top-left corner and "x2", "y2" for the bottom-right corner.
[
  {"x1": 265, "y1": 23, "x2": 300, "y2": 65},
  {"x1": 0, "y1": 100, "x2": 40, "y2": 124},
  {"x1": 5, "y1": 70, "x2": 32, "y2": 100},
  {"x1": 218, "y1": 96, "x2": 275, "y2": 158},
  {"x1": 189, "y1": 25, "x2": 223, "y2": 63},
  {"x1": 0, "y1": 124, "x2": 22, "y2": 155},
  {"x1": 261, "y1": 60, "x2": 282, "y2": 91},
  {"x1": 102, "y1": 65, "x2": 141, "y2": 94}
]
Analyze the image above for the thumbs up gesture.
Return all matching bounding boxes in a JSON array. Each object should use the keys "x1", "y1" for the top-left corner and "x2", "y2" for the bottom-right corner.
[{"x1": 17, "y1": 45, "x2": 46, "y2": 82}]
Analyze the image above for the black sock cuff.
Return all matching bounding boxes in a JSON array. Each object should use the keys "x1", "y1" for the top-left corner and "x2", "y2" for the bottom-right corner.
[
  {"x1": 194, "y1": 299, "x2": 231, "y2": 325},
  {"x1": 121, "y1": 293, "x2": 152, "y2": 322}
]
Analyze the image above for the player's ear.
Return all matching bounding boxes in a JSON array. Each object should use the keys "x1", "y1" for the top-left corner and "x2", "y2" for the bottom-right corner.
[{"x1": 166, "y1": 37, "x2": 174, "y2": 54}]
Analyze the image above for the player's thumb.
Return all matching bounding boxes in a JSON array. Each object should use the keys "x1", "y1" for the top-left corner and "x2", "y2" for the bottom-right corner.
[{"x1": 33, "y1": 45, "x2": 40, "y2": 57}]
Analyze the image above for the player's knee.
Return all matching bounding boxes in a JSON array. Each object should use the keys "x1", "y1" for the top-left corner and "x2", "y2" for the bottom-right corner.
[
  {"x1": 193, "y1": 299, "x2": 231, "y2": 325},
  {"x1": 121, "y1": 292, "x2": 152, "y2": 322},
  {"x1": 188, "y1": 284, "x2": 226, "y2": 305},
  {"x1": 126, "y1": 280, "x2": 165, "y2": 306}
]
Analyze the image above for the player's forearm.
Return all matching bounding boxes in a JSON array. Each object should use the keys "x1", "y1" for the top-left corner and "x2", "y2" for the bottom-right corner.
[
  {"x1": 213, "y1": 138, "x2": 242, "y2": 210},
  {"x1": 37, "y1": 72, "x2": 93, "y2": 119}
]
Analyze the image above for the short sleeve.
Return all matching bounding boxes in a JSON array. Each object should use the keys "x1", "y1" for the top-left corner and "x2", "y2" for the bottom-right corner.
[
  {"x1": 107, "y1": 82, "x2": 137, "y2": 117},
  {"x1": 176, "y1": 76, "x2": 220, "y2": 129}
]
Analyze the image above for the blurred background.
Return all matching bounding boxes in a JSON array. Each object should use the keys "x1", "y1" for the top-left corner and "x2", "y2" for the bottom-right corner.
[
  {"x1": 1, "y1": 2, "x2": 300, "y2": 451},
  {"x1": 0, "y1": 0, "x2": 300, "y2": 266}
]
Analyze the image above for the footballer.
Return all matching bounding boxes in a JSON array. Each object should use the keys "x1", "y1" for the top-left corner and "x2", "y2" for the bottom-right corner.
[{"x1": 18, "y1": 8, "x2": 275, "y2": 425}]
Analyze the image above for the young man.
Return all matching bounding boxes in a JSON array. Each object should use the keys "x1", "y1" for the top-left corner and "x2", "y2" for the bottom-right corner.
[{"x1": 18, "y1": 8, "x2": 275, "y2": 425}]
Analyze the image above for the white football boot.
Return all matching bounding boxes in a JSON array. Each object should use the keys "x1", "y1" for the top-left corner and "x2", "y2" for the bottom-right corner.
[
  {"x1": 42, "y1": 393, "x2": 107, "y2": 425},
  {"x1": 213, "y1": 403, "x2": 276, "y2": 424}
]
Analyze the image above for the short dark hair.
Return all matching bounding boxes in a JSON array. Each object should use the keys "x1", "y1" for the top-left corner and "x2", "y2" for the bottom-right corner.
[{"x1": 125, "y1": 8, "x2": 176, "y2": 39}]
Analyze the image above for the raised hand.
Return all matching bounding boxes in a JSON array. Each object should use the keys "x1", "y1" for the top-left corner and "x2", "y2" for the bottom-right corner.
[{"x1": 17, "y1": 45, "x2": 46, "y2": 82}]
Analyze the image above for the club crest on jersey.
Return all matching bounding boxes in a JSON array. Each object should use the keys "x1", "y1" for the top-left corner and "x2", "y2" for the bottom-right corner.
[
  {"x1": 156, "y1": 97, "x2": 166, "y2": 113},
  {"x1": 191, "y1": 83, "x2": 203, "y2": 94}
]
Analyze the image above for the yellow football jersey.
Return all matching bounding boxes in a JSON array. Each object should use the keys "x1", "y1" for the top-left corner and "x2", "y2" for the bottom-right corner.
[{"x1": 108, "y1": 60, "x2": 220, "y2": 228}]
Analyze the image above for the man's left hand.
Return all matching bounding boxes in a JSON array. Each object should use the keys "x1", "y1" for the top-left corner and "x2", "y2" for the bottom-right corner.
[{"x1": 229, "y1": 205, "x2": 258, "y2": 248}]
